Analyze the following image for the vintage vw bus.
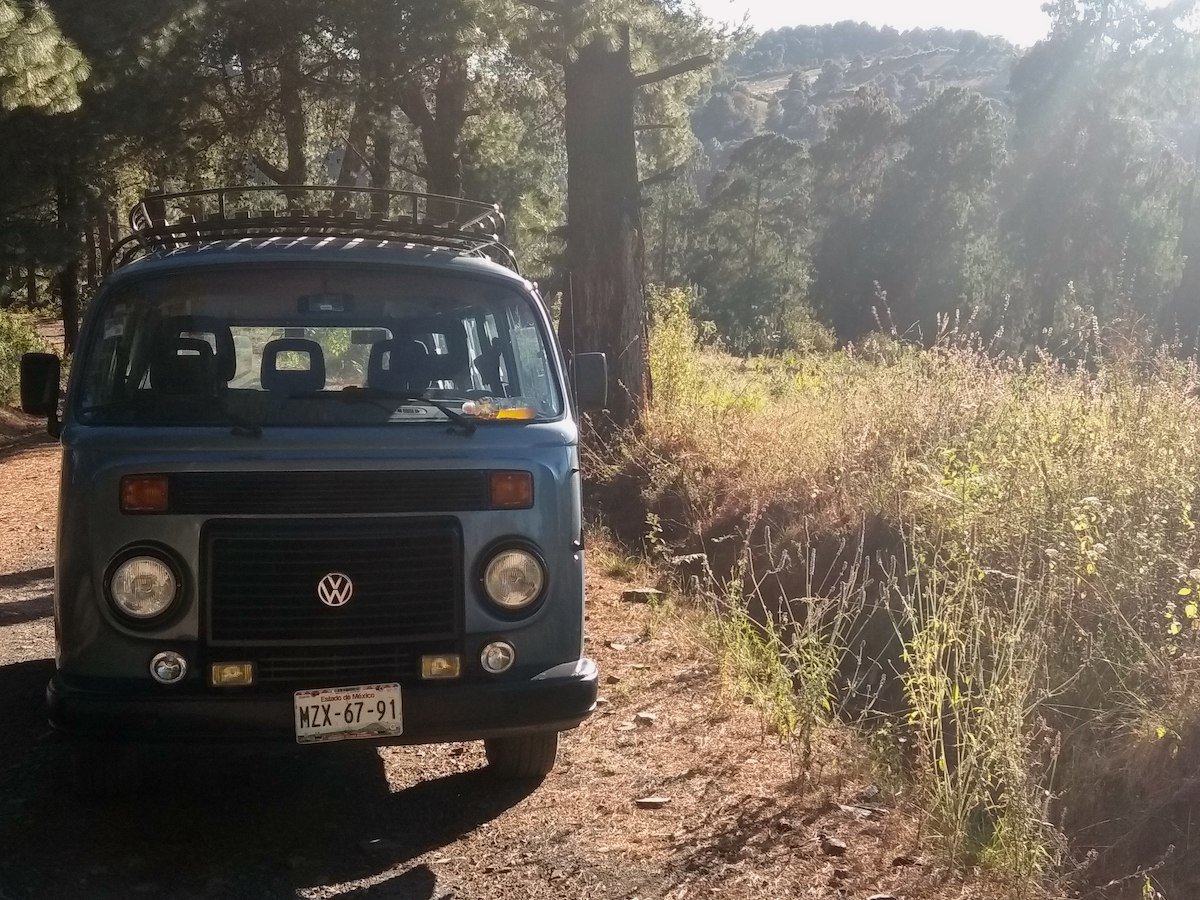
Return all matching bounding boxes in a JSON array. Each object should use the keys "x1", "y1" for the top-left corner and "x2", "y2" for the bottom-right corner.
[{"x1": 20, "y1": 187, "x2": 606, "y2": 793}]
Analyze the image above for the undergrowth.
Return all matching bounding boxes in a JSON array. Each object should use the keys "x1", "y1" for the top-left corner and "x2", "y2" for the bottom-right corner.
[{"x1": 599, "y1": 286, "x2": 1200, "y2": 895}]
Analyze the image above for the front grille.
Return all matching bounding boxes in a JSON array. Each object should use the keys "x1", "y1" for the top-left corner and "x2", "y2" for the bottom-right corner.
[
  {"x1": 205, "y1": 519, "x2": 461, "y2": 645},
  {"x1": 212, "y1": 644, "x2": 450, "y2": 689},
  {"x1": 173, "y1": 471, "x2": 489, "y2": 515}
]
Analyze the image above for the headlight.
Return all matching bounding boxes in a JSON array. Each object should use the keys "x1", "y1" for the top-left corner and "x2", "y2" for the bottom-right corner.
[
  {"x1": 109, "y1": 555, "x2": 179, "y2": 620},
  {"x1": 482, "y1": 548, "x2": 545, "y2": 611}
]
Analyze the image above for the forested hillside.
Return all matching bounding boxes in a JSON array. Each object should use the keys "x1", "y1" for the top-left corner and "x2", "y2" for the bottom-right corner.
[{"x1": 668, "y1": 10, "x2": 1200, "y2": 353}]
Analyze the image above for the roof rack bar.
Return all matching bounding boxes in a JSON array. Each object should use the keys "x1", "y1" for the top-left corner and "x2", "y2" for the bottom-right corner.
[{"x1": 110, "y1": 185, "x2": 515, "y2": 274}]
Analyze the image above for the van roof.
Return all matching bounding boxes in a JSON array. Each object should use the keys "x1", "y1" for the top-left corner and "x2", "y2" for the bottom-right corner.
[{"x1": 107, "y1": 236, "x2": 533, "y2": 291}]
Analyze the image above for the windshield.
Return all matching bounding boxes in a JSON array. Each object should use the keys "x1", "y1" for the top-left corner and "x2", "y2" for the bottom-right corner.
[{"x1": 77, "y1": 267, "x2": 563, "y2": 428}]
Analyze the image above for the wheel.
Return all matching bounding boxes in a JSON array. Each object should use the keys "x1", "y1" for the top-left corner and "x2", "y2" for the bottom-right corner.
[
  {"x1": 484, "y1": 731, "x2": 559, "y2": 779},
  {"x1": 70, "y1": 742, "x2": 141, "y2": 799}
]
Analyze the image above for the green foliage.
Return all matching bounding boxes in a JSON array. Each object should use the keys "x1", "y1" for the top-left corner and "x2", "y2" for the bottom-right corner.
[{"x1": 0, "y1": 1, "x2": 88, "y2": 113}]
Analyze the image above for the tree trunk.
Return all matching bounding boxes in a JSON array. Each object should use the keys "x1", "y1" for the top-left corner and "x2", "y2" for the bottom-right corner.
[
  {"x1": 97, "y1": 200, "x2": 113, "y2": 274},
  {"x1": 279, "y1": 48, "x2": 308, "y2": 185},
  {"x1": 26, "y1": 263, "x2": 37, "y2": 308},
  {"x1": 561, "y1": 27, "x2": 649, "y2": 429},
  {"x1": 370, "y1": 122, "x2": 393, "y2": 215},
  {"x1": 56, "y1": 173, "x2": 81, "y2": 354},
  {"x1": 85, "y1": 221, "x2": 99, "y2": 291},
  {"x1": 397, "y1": 54, "x2": 471, "y2": 222},
  {"x1": 333, "y1": 39, "x2": 377, "y2": 213},
  {"x1": 1171, "y1": 139, "x2": 1200, "y2": 350}
]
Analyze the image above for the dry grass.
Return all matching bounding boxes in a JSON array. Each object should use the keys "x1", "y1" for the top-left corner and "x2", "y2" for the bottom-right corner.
[{"x1": 598, "y1": 287, "x2": 1200, "y2": 895}]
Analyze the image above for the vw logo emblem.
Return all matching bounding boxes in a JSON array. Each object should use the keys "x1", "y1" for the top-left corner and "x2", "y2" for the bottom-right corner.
[{"x1": 317, "y1": 572, "x2": 354, "y2": 608}]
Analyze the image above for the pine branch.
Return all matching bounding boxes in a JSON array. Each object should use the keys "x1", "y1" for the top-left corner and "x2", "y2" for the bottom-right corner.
[
  {"x1": 640, "y1": 165, "x2": 685, "y2": 189},
  {"x1": 634, "y1": 55, "x2": 713, "y2": 88}
]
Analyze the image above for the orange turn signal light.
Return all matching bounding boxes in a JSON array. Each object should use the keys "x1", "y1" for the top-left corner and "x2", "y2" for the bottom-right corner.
[
  {"x1": 490, "y1": 471, "x2": 533, "y2": 509},
  {"x1": 420, "y1": 654, "x2": 462, "y2": 680},
  {"x1": 211, "y1": 662, "x2": 254, "y2": 687},
  {"x1": 120, "y1": 475, "x2": 169, "y2": 513}
]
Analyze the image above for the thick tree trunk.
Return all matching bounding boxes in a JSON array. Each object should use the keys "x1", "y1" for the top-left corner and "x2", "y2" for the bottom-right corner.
[
  {"x1": 561, "y1": 28, "x2": 649, "y2": 428},
  {"x1": 25, "y1": 263, "x2": 37, "y2": 308}
]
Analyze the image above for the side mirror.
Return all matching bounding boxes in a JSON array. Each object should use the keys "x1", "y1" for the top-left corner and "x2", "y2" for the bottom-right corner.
[
  {"x1": 571, "y1": 352, "x2": 607, "y2": 413},
  {"x1": 20, "y1": 352, "x2": 61, "y2": 434}
]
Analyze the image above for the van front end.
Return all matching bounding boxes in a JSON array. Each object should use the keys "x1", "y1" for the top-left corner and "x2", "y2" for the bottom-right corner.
[
  {"x1": 48, "y1": 426, "x2": 597, "y2": 751},
  {"x1": 19, "y1": 227, "x2": 610, "y2": 789}
]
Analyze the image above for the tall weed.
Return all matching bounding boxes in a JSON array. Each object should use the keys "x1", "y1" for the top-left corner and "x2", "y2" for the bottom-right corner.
[{"x1": 614, "y1": 292, "x2": 1200, "y2": 887}]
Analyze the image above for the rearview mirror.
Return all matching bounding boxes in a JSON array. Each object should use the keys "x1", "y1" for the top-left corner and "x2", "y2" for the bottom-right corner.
[
  {"x1": 20, "y1": 352, "x2": 61, "y2": 435},
  {"x1": 570, "y1": 352, "x2": 607, "y2": 413}
]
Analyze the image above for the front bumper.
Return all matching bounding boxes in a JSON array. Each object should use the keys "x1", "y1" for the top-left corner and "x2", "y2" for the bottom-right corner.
[{"x1": 47, "y1": 658, "x2": 598, "y2": 745}]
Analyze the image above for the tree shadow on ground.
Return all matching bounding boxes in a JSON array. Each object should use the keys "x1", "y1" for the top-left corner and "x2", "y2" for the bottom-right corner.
[
  {"x1": 0, "y1": 656, "x2": 538, "y2": 900},
  {"x1": 0, "y1": 566, "x2": 54, "y2": 625}
]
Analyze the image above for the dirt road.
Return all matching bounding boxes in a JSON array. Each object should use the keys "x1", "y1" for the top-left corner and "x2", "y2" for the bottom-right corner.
[{"x1": 0, "y1": 437, "x2": 994, "y2": 900}]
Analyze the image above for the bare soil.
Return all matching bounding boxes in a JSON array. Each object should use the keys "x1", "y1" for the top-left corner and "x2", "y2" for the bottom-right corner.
[{"x1": 0, "y1": 443, "x2": 1011, "y2": 900}]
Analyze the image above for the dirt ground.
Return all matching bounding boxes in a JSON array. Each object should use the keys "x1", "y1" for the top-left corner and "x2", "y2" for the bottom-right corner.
[{"x1": 0, "y1": 424, "x2": 1008, "y2": 900}]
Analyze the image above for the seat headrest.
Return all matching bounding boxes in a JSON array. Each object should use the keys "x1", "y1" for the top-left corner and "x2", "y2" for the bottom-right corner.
[
  {"x1": 260, "y1": 339, "x2": 326, "y2": 394},
  {"x1": 152, "y1": 337, "x2": 220, "y2": 396},
  {"x1": 163, "y1": 316, "x2": 236, "y2": 383},
  {"x1": 367, "y1": 339, "x2": 432, "y2": 392}
]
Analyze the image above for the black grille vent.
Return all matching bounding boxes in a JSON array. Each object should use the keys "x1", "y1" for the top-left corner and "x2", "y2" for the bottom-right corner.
[
  {"x1": 206, "y1": 519, "x2": 461, "y2": 645},
  {"x1": 173, "y1": 471, "x2": 489, "y2": 515},
  {"x1": 213, "y1": 644, "x2": 453, "y2": 689}
]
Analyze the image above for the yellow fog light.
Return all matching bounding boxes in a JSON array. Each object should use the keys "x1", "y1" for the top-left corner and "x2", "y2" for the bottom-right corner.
[
  {"x1": 421, "y1": 654, "x2": 462, "y2": 680},
  {"x1": 211, "y1": 662, "x2": 254, "y2": 687}
]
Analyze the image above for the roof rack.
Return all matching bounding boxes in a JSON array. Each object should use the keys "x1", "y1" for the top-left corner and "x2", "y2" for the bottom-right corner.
[{"x1": 107, "y1": 185, "x2": 517, "y2": 273}]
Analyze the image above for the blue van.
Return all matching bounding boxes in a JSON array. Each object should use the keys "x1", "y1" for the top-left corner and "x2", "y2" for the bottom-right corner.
[{"x1": 19, "y1": 186, "x2": 606, "y2": 793}]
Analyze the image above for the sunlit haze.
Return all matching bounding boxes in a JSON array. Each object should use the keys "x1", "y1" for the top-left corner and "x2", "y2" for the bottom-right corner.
[{"x1": 697, "y1": 0, "x2": 1053, "y2": 47}]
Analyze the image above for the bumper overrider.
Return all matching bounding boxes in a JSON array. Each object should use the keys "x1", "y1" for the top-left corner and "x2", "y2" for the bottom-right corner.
[{"x1": 47, "y1": 658, "x2": 598, "y2": 744}]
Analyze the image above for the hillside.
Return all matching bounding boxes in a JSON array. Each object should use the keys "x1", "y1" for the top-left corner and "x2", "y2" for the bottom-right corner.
[{"x1": 692, "y1": 22, "x2": 1018, "y2": 159}]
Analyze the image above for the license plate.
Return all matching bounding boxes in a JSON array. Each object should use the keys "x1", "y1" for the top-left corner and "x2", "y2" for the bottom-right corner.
[{"x1": 293, "y1": 683, "x2": 402, "y2": 744}]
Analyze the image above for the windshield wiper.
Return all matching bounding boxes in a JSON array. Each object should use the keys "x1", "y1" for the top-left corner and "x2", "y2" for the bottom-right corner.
[
  {"x1": 340, "y1": 386, "x2": 477, "y2": 435},
  {"x1": 79, "y1": 397, "x2": 262, "y2": 438},
  {"x1": 78, "y1": 397, "x2": 152, "y2": 419}
]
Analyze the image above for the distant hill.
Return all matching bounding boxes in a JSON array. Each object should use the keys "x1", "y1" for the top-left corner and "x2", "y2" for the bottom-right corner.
[
  {"x1": 692, "y1": 21, "x2": 1018, "y2": 161},
  {"x1": 728, "y1": 21, "x2": 1016, "y2": 77}
]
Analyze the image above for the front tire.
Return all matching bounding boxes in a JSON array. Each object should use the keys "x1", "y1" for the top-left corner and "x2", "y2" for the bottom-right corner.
[{"x1": 484, "y1": 731, "x2": 559, "y2": 779}]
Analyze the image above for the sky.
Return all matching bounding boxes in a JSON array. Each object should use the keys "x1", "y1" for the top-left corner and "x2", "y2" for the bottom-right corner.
[{"x1": 696, "y1": 0, "x2": 1053, "y2": 47}]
